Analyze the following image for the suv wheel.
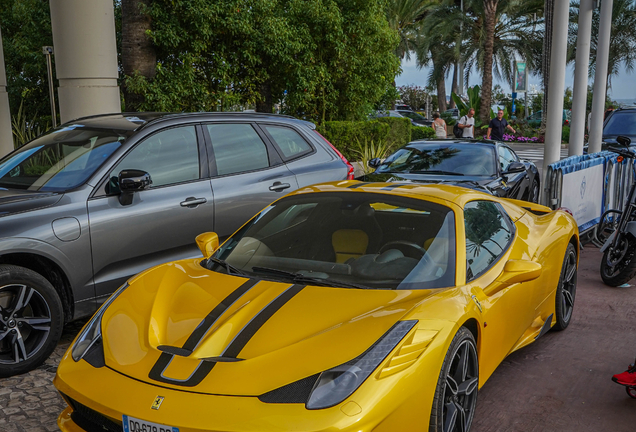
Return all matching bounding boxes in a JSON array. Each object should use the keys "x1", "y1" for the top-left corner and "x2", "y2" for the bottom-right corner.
[{"x1": 0, "y1": 265, "x2": 64, "y2": 376}]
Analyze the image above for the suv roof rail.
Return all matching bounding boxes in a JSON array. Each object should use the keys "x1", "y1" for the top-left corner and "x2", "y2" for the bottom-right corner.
[
  {"x1": 60, "y1": 112, "x2": 149, "y2": 127},
  {"x1": 138, "y1": 111, "x2": 299, "y2": 131}
]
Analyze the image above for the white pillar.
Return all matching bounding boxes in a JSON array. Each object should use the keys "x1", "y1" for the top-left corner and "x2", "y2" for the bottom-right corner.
[
  {"x1": 542, "y1": 0, "x2": 570, "y2": 204},
  {"x1": 49, "y1": 0, "x2": 120, "y2": 124},
  {"x1": 588, "y1": 0, "x2": 613, "y2": 153},
  {"x1": 0, "y1": 27, "x2": 13, "y2": 156},
  {"x1": 569, "y1": 0, "x2": 594, "y2": 156}
]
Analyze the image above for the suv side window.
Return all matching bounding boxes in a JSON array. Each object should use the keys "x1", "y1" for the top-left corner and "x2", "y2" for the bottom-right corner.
[
  {"x1": 206, "y1": 124, "x2": 269, "y2": 176},
  {"x1": 262, "y1": 125, "x2": 313, "y2": 160},
  {"x1": 464, "y1": 200, "x2": 514, "y2": 281},
  {"x1": 109, "y1": 126, "x2": 199, "y2": 191},
  {"x1": 498, "y1": 146, "x2": 517, "y2": 172}
]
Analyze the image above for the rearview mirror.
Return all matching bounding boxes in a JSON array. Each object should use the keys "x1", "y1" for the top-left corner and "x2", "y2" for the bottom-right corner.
[
  {"x1": 118, "y1": 170, "x2": 152, "y2": 206},
  {"x1": 368, "y1": 158, "x2": 382, "y2": 169},
  {"x1": 617, "y1": 135, "x2": 632, "y2": 147},
  {"x1": 503, "y1": 162, "x2": 525, "y2": 175},
  {"x1": 196, "y1": 232, "x2": 219, "y2": 259}
]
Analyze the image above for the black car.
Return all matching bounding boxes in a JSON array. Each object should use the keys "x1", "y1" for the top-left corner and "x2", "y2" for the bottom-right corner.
[
  {"x1": 359, "y1": 139, "x2": 540, "y2": 202},
  {"x1": 603, "y1": 108, "x2": 636, "y2": 146}
]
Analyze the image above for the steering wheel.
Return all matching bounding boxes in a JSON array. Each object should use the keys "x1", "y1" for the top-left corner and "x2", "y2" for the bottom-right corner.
[{"x1": 379, "y1": 240, "x2": 429, "y2": 261}]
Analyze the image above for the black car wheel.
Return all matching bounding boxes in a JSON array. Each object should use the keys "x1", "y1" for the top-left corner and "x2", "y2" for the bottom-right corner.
[
  {"x1": 600, "y1": 235, "x2": 636, "y2": 286},
  {"x1": 529, "y1": 178, "x2": 540, "y2": 203},
  {"x1": 0, "y1": 265, "x2": 64, "y2": 377},
  {"x1": 553, "y1": 243, "x2": 577, "y2": 331},
  {"x1": 430, "y1": 327, "x2": 479, "y2": 432}
]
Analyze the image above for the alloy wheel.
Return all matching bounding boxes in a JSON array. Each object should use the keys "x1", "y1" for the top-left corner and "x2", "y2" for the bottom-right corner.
[
  {"x1": 560, "y1": 249, "x2": 577, "y2": 322},
  {"x1": 0, "y1": 284, "x2": 52, "y2": 364},
  {"x1": 442, "y1": 339, "x2": 479, "y2": 432}
]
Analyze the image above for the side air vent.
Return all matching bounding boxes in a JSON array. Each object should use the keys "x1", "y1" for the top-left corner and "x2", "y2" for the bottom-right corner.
[
  {"x1": 376, "y1": 329, "x2": 438, "y2": 379},
  {"x1": 258, "y1": 374, "x2": 320, "y2": 404}
]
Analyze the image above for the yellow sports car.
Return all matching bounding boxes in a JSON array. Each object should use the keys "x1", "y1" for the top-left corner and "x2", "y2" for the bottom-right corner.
[{"x1": 54, "y1": 182, "x2": 579, "y2": 432}]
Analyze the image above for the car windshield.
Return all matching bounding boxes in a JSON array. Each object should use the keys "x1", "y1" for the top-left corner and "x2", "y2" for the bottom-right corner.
[
  {"x1": 211, "y1": 192, "x2": 456, "y2": 290},
  {"x1": 0, "y1": 125, "x2": 127, "y2": 191},
  {"x1": 399, "y1": 111, "x2": 426, "y2": 121},
  {"x1": 376, "y1": 143, "x2": 497, "y2": 177},
  {"x1": 604, "y1": 111, "x2": 636, "y2": 136}
]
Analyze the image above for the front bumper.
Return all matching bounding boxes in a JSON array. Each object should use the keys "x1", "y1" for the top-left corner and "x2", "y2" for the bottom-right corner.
[{"x1": 54, "y1": 348, "x2": 440, "y2": 432}]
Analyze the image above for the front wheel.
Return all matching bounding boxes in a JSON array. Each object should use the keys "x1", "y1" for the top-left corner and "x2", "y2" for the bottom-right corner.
[
  {"x1": 430, "y1": 327, "x2": 479, "y2": 432},
  {"x1": 0, "y1": 265, "x2": 64, "y2": 377},
  {"x1": 600, "y1": 235, "x2": 636, "y2": 286},
  {"x1": 553, "y1": 243, "x2": 577, "y2": 331}
]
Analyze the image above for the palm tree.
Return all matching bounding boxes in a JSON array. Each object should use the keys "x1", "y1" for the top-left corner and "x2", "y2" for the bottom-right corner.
[{"x1": 387, "y1": 0, "x2": 433, "y2": 61}]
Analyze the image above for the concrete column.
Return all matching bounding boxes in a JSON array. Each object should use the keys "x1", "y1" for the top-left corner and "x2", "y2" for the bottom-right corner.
[
  {"x1": 588, "y1": 0, "x2": 613, "y2": 153},
  {"x1": 0, "y1": 27, "x2": 13, "y2": 156},
  {"x1": 542, "y1": 0, "x2": 570, "y2": 204},
  {"x1": 569, "y1": 0, "x2": 594, "y2": 156},
  {"x1": 49, "y1": 0, "x2": 120, "y2": 124}
]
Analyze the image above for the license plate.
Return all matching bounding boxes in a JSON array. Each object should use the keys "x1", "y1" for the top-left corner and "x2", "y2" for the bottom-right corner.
[{"x1": 122, "y1": 415, "x2": 179, "y2": 432}]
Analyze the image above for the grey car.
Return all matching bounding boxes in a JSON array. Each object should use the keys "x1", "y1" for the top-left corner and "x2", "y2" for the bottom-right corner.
[{"x1": 0, "y1": 112, "x2": 350, "y2": 376}]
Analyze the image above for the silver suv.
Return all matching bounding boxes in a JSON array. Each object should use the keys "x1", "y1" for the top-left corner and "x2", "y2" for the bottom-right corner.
[{"x1": 0, "y1": 112, "x2": 351, "y2": 376}]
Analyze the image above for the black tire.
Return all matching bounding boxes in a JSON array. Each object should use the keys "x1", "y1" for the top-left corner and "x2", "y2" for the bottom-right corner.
[
  {"x1": 0, "y1": 265, "x2": 64, "y2": 377},
  {"x1": 529, "y1": 178, "x2": 540, "y2": 204},
  {"x1": 553, "y1": 243, "x2": 577, "y2": 331},
  {"x1": 600, "y1": 235, "x2": 636, "y2": 287},
  {"x1": 430, "y1": 327, "x2": 479, "y2": 432}
]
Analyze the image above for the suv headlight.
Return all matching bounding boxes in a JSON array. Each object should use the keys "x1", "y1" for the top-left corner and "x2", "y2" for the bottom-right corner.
[
  {"x1": 306, "y1": 320, "x2": 417, "y2": 409},
  {"x1": 71, "y1": 283, "x2": 128, "y2": 362}
]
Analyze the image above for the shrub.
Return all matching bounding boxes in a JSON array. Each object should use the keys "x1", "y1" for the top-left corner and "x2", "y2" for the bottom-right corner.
[
  {"x1": 353, "y1": 138, "x2": 392, "y2": 174},
  {"x1": 317, "y1": 120, "x2": 389, "y2": 161},
  {"x1": 376, "y1": 117, "x2": 411, "y2": 151},
  {"x1": 412, "y1": 126, "x2": 436, "y2": 141},
  {"x1": 562, "y1": 126, "x2": 570, "y2": 143},
  {"x1": 440, "y1": 112, "x2": 456, "y2": 126}
]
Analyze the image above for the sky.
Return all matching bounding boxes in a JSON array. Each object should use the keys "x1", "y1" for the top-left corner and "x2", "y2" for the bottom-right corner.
[{"x1": 396, "y1": 56, "x2": 636, "y2": 103}]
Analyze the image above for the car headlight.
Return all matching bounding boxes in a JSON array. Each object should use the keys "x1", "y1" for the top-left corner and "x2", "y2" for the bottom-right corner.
[
  {"x1": 306, "y1": 320, "x2": 417, "y2": 410},
  {"x1": 71, "y1": 283, "x2": 128, "y2": 362}
]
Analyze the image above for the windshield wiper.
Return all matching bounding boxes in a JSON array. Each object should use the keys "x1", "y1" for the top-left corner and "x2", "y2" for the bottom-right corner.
[
  {"x1": 207, "y1": 257, "x2": 247, "y2": 276},
  {"x1": 250, "y1": 266, "x2": 370, "y2": 289},
  {"x1": 409, "y1": 170, "x2": 465, "y2": 176}
]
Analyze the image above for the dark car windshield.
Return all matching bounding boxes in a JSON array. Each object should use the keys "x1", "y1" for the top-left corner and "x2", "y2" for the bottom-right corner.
[
  {"x1": 0, "y1": 125, "x2": 127, "y2": 191},
  {"x1": 376, "y1": 143, "x2": 497, "y2": 177},
  {"x1": 211, "y1": 192, "x2": 456, "y2": 290},
  {"x1": 399, "y1": 111, "x2": 426, "y2": 121},
  {"x1": 604, "y1": 111, "x2": 636, "y2": 136}
]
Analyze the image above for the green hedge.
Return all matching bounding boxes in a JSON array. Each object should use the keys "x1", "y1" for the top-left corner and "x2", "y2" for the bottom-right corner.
[
  {"x1": 317, "y1": 117, "x2": 414, "y2": 161},
  {"x1": 412, "y1": 126, "x2": 436, "y2": 141}
]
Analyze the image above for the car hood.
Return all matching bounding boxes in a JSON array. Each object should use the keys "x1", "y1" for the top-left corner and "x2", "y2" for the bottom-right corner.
[
  {"x1": 362, "y1": 172, "x2": 494, "y2": 194},
  {"x1": 101, "y1": 259, "x2": 436, "y2": 395},
  {"x1": 0, "y1": 188, "x2": 62, "y2": 217}
]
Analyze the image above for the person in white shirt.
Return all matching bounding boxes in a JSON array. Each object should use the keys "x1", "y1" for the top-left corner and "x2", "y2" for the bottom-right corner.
[{"x1": 458, "y1": 108, "x2": 476, "y2": 138}]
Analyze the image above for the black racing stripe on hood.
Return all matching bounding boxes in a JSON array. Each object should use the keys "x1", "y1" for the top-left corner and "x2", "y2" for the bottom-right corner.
[
  {"x1": 182, "y1": 278, "x2": 259, "y2": 352},
  {"x1": 381, "y1": 183, "x2": 408, "y2": 191},
  {"x1": 223, "y1": 284, "x2": 305, "y2": 359},
  {"x1": 347, "y1": 182, "x2": 371, "y2": 189}
]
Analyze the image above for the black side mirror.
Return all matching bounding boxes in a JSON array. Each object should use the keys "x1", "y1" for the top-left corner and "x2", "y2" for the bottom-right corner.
[
  {"x1": 118, "y1": 169, "x2": 152, "y2": 206},
  {"x1": 504, "y1": 161, "x2": 525, "y2": 175},
  {"x1": 368, "y1": 158, "x2": 382, "y2": 169},
  {"x1": 617, "y1": 135, "x2": 632, "y2": 147}
]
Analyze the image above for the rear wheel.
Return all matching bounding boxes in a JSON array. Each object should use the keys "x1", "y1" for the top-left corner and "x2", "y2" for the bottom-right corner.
[
  {"x1": 0, "y1": 265, "x2": 64, "y2": 377},
  {"x1": 429, "y1": 327, "x2": 479, "y2": 432},
  {"x1": 553, "y1": 243, "x2": 577, "y2": 331},
  {"x1": 600, "y1": 235, "x2": 636, "y2": 286}
]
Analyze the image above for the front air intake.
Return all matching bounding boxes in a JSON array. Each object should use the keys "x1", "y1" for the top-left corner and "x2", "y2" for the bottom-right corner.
[
  {"x1": 65, "y1": 395, "x2": 122, "y2": 432},
  {"x1": 258, "y1": 374, "x2": 320, "y2": 404}
]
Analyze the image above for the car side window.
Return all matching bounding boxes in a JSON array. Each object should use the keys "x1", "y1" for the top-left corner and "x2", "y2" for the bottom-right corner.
[
  {"x1": 206, "y1": 124, "x2": 269, "y2": 176},
  {"x1": 464, "y1": 201, "x2": 514, "y2": 282},
  {"x1": 108, "y1": 126, "x2": 199, "y2": 191},
  {"x1": 262, "y1": 125, "x2": 313, "y2": 160},
  {"x1": 498, "y1": 146, "x2": 517, "y2": 172}
]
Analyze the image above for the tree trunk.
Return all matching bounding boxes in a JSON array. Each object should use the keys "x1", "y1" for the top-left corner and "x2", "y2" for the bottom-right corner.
[
  {"x1": 431, "y1": 53, "x2": 447, "y2": 113},
  {"x1": 122, "y1": 0, "x2": 156, "y2": 111},
  {"x1": 449, "y1": 63, "x2": 458, "y2": 109},
  {"x1": 479, "y1": 0, "x2": 498, "y2": 124},
  {"x1": 541, "y1": 0, "x2": 554, "y2": 130},
  {"x1": 256, "y1": 82, "x2": 274, "y2": 113}
]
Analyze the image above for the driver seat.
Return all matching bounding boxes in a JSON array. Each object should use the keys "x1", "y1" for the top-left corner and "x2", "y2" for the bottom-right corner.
[
  {"x1": 332, "y1": 229, "x2": 369, "y2": 263},
  {"x1": 329, "y1": 203, "x2": 382, "y2": 263}
]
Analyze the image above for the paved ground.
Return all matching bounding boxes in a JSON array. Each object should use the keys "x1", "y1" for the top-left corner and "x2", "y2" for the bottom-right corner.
[{"x1": 0, "y1": 246, "x2": 634, "y2": 432}]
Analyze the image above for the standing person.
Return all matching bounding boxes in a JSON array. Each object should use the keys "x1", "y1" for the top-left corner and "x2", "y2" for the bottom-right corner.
[
  {"x1": 458, "y1": 108, "x2": 476, "y2": 138},
  {"x1": 487, "y1": 109, "x2": 516, "y2": 141},
  {"x1": 432, "y1": 112, "x2": 447, "y2": 138}
]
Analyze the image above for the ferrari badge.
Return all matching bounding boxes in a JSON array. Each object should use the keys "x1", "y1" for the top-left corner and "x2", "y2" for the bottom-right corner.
[{"x1": 151, "y1": 396, "x2": 164, "y2": 410}]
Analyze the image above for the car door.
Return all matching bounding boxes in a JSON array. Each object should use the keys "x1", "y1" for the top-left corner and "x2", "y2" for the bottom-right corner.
[
  {"x1": 87, "y1": 125, "x2": 214, "y2": 300},
  {"x1": 497, "y1": 145, "x2": 527, "y2": 199},
  {"x1": 203, "y1": 123, "x2": 299, "y2": 240},
  {"x1": 463, "y1": 200, "x2": 534, "y2": 380}
]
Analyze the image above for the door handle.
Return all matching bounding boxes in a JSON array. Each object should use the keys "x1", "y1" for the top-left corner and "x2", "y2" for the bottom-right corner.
[
  {"x1": 180, "y1": 197, "x2": 207, "y2": 207},
  {"x1": 269, "y1": 182, "x2": 291, "y2": 192}
]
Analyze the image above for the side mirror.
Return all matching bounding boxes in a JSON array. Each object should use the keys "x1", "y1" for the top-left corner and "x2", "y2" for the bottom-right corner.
[
  {"x1": 368, "y1": 158, "x2": 382, "y2": 169},
  {"x1": 617, "y1": 135, "x2": 632, "y2": 147},
  {"x1": 118, "y1": 170, "x2": 152, "y2": 206},
  {"x1": 484, "y1": 259, "x2": 542, "y2": 296},
  {"x1": 196, "y1": 232, "x2": 219, "y2": 259},
  {"x1": 503, "y1": 161, "x2": 525, "y2": 175}
]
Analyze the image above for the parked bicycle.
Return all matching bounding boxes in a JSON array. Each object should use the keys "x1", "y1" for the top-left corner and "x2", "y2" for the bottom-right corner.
[{"x1": 598, "y1": 136, "x2": 636, "y2": 286}]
